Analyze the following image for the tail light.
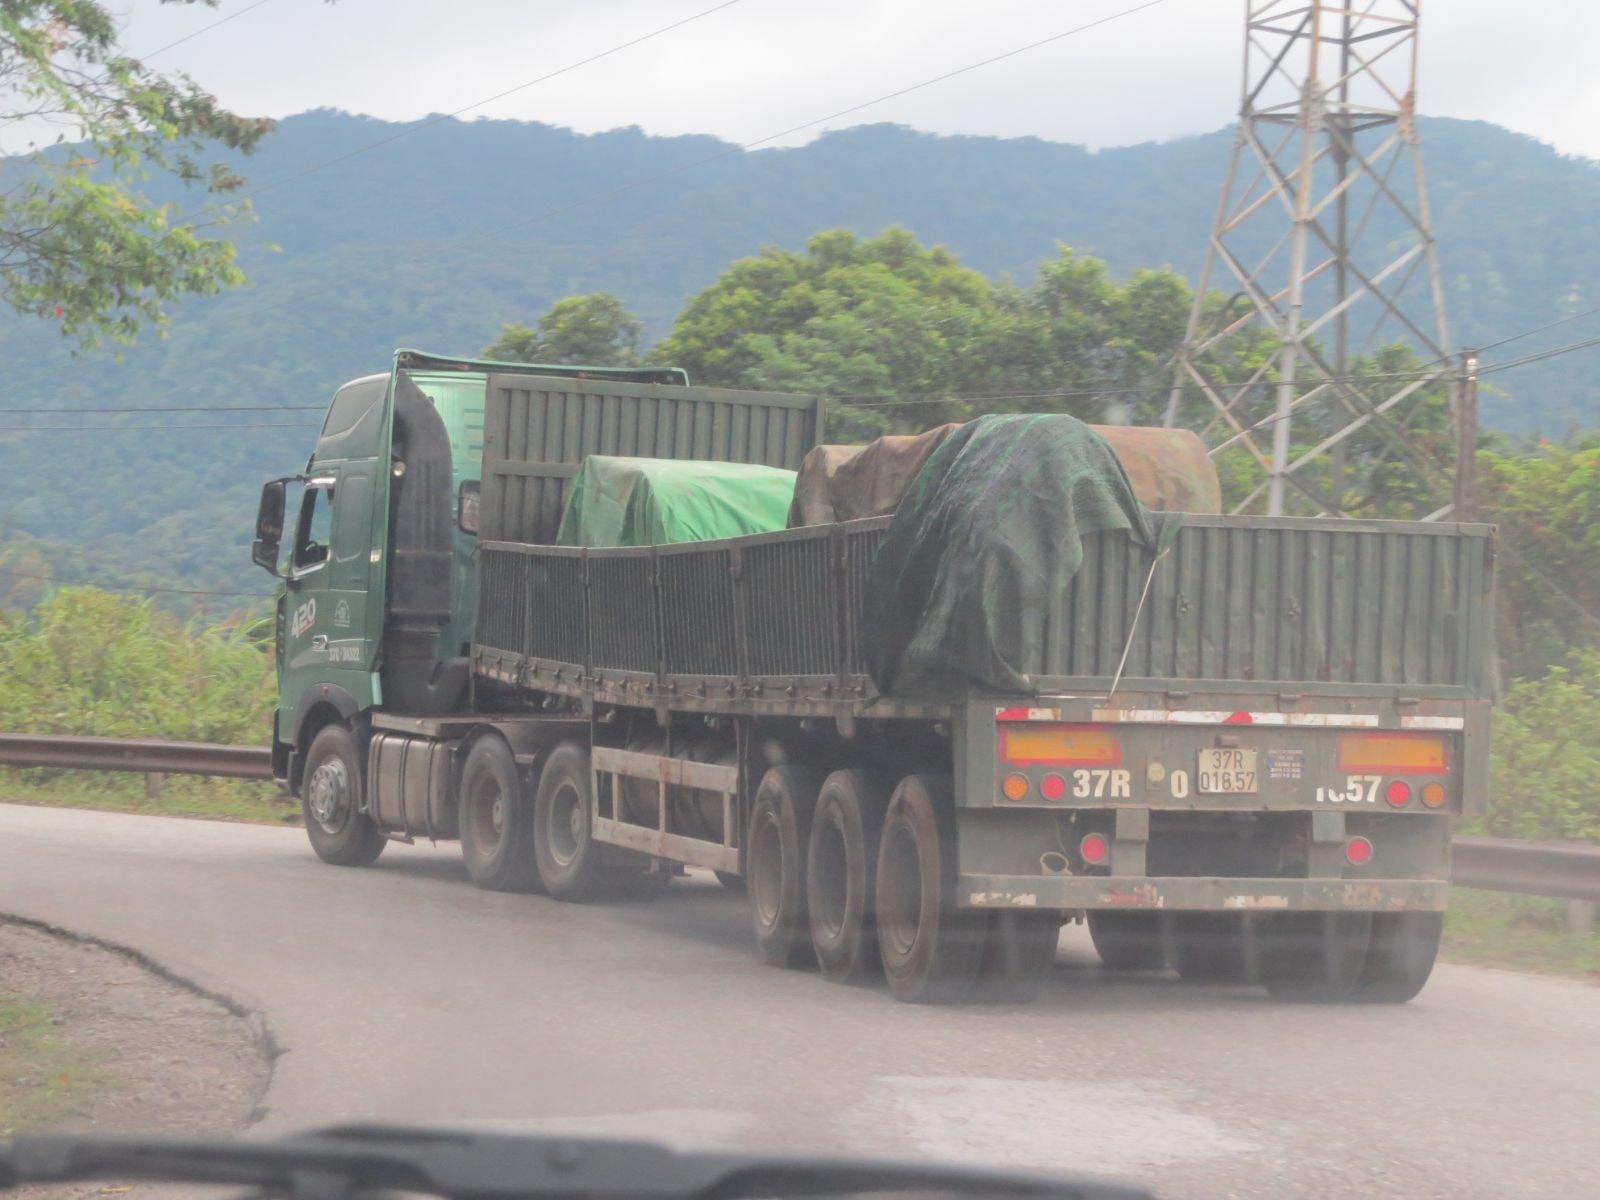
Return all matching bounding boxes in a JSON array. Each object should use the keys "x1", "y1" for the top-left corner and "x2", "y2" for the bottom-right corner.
[
  {"x1": 1385, "y1": 780, "x2": 1412, "y2": 808},
  {"x1": 1345, "y1": 836, "x2": 1374, "y2": 866},
  {"x1": 1421, "y1": 782, "x2": 1447, "y2": 808},
  {"x1": 1002, "y1": 773, "x2": 1030, "y2": 801},
  {"x1": 1000, "y1": 724, "x2": 1121, "y2": 766}
]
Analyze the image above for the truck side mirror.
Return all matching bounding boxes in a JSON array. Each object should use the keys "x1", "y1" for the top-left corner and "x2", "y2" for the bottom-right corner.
[
  {"x1": 252, "y1": 479, "x2": 287, "y2": 576},
  {"x1": 458, "y1": 480, "x2": 480, "y2": 535}
]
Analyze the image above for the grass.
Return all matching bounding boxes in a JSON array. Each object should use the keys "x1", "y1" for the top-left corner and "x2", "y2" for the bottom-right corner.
[
  {"x1": 0, "y1": 995, "x2": 101, "y2": 1136},
  {"x1": 1442, "y1": 887, "x2": 1600, "y2": 981},
  {"x1": 0, "y1": 768, "x2": 299, "y2": 826}
]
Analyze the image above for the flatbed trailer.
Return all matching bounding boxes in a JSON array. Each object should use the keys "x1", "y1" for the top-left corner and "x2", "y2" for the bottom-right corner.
[{"x1": 256, "y1": 352, "x2": 1494, "y2": 1004}]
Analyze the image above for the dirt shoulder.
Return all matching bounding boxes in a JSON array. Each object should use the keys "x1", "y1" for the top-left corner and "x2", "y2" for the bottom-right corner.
[{"x1": 1, "y1": 916, "x2": 273, "y2": 1177}]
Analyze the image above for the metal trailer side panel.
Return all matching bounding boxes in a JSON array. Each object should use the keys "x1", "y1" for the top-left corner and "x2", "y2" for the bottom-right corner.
[
  {"x1": 478, "y1": 375, "x2": 825, "y2": 546},
  {"x1": 473, "y1": 515, "x2": 1494, "y2": 713}
]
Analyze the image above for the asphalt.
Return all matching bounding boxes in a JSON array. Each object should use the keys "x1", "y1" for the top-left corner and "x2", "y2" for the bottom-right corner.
[{"x1": 0, "y1": 801, "x2": 1595, "y2": 1199}]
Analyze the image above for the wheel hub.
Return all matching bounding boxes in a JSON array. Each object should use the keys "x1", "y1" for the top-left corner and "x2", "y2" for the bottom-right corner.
[{"x1": 307, "y1": 758, "x2": 351, "y2": 833}]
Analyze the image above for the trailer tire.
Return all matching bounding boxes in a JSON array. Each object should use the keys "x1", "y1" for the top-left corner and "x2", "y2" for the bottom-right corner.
[
  {"x1": 875, "y1": 774, "x2": 985, "y2": 1004},
  {"x1": 807, "y1": 769, "x2": 891, "y2": 984},
  {"x1": 301, "y1": 725, "x2": 386, "y2": 867},
  {"x1": 1170, "y1": 912, "x2": 1252, "y2": 983},
  {"x1": 1087, "y1": 911, "x2": 1165, "y2": 971},
  {"x1": 1354, "y1": 911, "x2": 1442, "y2": 1003},
  {"x1": 1260, "y1": 911, "x2": 1372, "y2": 1002},
  {"x1": 973, "y1": 910, "x2": 1061, "y2": 1003},
  {"x1": 747, "y1": 765, "x2": 820, "y2": 968},
  {"x1": 459, "y1": 735, "x2": 543, "y2": 893},
  {"x1": 533, "y1": 741, "x2": 604, "y2": 902}
]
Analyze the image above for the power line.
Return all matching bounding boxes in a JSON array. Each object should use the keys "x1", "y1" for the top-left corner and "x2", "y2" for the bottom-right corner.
[
  {"x1": 1474, "y1": 302, "x2": 1600, "y2": 357},
  {"x1": 403, "y1": 0, "x2": 1166, "y2": 248},
  {"x1": 137, "y1": 0, "x2": 276, "y2": 61},
  {"x1": 241, "y1": 0, "x2": 745, "y2": 199},
  {"x1": 0, "y1": 567, "x2": 270, "y2": 599},
  {"x1": 1481, "y1": 332, "x2": 1600, "y2": 376}
]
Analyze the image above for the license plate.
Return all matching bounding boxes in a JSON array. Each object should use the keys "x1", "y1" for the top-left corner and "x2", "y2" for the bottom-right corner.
[{"x1": 1197, "y1": 748, "x2": 1258, "y2": 794}]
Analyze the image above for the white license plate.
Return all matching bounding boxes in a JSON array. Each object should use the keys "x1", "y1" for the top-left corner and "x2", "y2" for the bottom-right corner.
[{"x1": 1197, "y1": 748, "x2": 1258, "y2": 794}]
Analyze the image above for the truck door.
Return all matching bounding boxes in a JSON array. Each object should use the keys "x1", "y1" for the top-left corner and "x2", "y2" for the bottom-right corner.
[{"x1": 282, "y1": 474, "x2": 374, "y2": 690}]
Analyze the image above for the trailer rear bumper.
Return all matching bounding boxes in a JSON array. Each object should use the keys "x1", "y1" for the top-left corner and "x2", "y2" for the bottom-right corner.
[{"x1": 959, "y1": 874, "x2": 1449, "y2": 912}]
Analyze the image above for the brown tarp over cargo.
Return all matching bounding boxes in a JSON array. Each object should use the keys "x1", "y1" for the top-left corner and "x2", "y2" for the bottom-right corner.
[{"x1": 789, "y1": 422, "x2": 1220, "y2": 526}]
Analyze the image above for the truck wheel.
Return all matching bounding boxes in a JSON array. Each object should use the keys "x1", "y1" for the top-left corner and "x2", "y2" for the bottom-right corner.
[
  {"x1": 1354, "y1": 911, "x2": 1442, "y2": 1003},
  {"x1": 458, "y1": 735, "x2": 543, "y2": 893},
  {"x1": 972, "y1": 910, "x2": 1061, "y2": 1003},
  {"x1": 806, "y1": 769, "x2": 891, "y2": 984},
  {"x1": 1087, "y1": 911, "x2": 1165, "y2": 971},
  {"x1": 301, "y1": 724, "x2": 386, "y2": 867},
  {"x1": 875, "y1": 774, "x2": 985, "y2": 1004},
  {"x1": 1170, "y1": 912, "x2": 1252, "y2": 982},
  {"x1": 747, "y1": 765, "x2": 820, "y2": 968},
  {"x1": 533, "y1": 741, "x2": 603, "y2": 902},
  {"x1": 1260, "y1": 911, "x2": 1372, "y2": 1002}
]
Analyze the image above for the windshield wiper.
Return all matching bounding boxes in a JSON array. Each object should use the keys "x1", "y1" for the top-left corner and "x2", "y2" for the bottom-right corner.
[{"x1": 0, "y1": 1124, "x2": 1151, "y2": 1200}]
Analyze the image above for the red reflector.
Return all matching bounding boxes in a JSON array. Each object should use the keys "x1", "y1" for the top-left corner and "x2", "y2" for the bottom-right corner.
[
  {"x1": 1224, "y1": 711, "x2": 1254, "y2": 725},
  {"x1": 1041, "y1": 773, "x2": 1067, "y2": 801},
  {"x1": 1080, "y1": 833, "x2": 1110, "y2": 865},
  {"x1": 1345, "y1": 836, "x2": 1374, "y2": 867},
  {"x1": 1385, "y1": 780, "x2": 1411, "y2": 808}
]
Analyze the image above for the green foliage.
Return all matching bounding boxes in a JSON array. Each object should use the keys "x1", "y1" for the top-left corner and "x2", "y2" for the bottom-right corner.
[
  {"x1": 0, "y1": 1, "x2": 277, "y2": 347},
  {"x1": 0, "y1": 586, "x2": 273, "y2": 741},
  {"x1": 483, "y1": 292, "x2": 643, "y2": 365},
  {"x1": 656, "y1": 229, "x2": 1209, "y2": 440},
  {"x1": 1478, "y1": 438, "x2": 1600, "y2": 678},
  {"x1": 1477, "y1": 651, "x2": 1600, "y2": 841}
]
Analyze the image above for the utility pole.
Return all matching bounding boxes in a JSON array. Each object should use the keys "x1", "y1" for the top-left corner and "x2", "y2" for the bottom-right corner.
[
  {"x1": 1166, "y1": 1, "x2": 1457, "y2": 517},
  {"x1": 1454, "y1": 348, "x2": 1479, "y2": 522}
]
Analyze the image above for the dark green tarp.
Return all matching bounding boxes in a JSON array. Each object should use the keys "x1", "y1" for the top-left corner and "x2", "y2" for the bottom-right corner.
[
  {"x1": 865, "y1": 414, "x2": 1183, "y2": 695},
  {"x1": 556, "y1": 455, "x2": 797, "y2": 547}
]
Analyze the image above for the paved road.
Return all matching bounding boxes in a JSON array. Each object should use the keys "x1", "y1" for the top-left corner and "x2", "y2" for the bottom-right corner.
[{"x1": 1, "y1": 802, "x2": 1595, "y2": 1199}]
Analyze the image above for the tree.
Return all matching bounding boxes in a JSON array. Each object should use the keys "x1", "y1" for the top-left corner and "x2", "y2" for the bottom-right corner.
[
  {"x1": 0, "y1": 0, "x2": 282, "y2": 347},
  {"x1": 483, "y1": 293, "x2": 642, "y2": 365}
]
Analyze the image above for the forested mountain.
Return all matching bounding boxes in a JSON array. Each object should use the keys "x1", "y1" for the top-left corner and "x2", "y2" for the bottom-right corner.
[{"x1": 2, "y1": 108, "x2": 1598, "y2": 602}]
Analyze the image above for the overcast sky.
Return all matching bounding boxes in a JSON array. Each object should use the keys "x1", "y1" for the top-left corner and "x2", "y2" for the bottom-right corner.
[{"x1": 113, "y1": 0, "x2": 1600, "y2": 160}]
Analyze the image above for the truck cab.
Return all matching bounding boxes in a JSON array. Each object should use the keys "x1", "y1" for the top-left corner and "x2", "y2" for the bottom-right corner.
[{"x1": 252, "y1": 350, "x2": 686, "y2": 796}]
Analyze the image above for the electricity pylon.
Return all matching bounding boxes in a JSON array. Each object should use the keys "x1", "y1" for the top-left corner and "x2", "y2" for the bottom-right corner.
[{"x1": 1165, "y1": 1, "x2": 1456, "y2": 516}]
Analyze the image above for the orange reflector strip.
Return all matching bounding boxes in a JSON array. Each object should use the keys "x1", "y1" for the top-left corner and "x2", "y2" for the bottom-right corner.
[
  {"x1": 1338, "y1": 733, "x2": 1448, "y2": 775},
  {"x1": 1000, "y1": 724, "x2": 1121, "y2": 766}
]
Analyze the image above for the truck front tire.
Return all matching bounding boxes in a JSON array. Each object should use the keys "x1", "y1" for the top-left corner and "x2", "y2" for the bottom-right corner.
[
  {"x1": 301, "y1": 725, "x2": 386, "y2": 867},
  {"x1": 459, "y1": 735, "x2": 543, "y2": 893},
  {"x1": 533, "y1": 741, "x2": 603, "y2": 902}
]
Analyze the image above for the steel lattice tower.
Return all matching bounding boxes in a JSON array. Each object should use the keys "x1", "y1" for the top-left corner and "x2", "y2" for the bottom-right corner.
[{"x1": 1165, "y1": 1, "x2": 1455, "y2": 516}]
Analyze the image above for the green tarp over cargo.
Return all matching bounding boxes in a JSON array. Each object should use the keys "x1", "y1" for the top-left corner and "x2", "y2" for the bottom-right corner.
[
  {"x1": 865, "y1": 414, "x2": 1183, "y2": 695},
  {"x1": 556, "y1": 455, "x2": 798, "y2": 547}
]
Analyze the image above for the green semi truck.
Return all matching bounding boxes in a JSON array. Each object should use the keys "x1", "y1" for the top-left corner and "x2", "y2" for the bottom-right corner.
[{"x1": 252, "y1": 349, "x2": 1493, "y2": 1004}]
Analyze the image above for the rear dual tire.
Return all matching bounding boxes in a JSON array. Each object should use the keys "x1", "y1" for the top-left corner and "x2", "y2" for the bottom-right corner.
[{"x1": 459, "y1": 735, "x2": 543, "y2": 893}]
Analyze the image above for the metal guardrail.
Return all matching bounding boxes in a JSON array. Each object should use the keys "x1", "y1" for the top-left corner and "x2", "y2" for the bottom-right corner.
[
  {"x1": 1452, "y1": 836, "x2": 1600, "y2": 903},
  {"x1": 0, "y1": 733, "x2": 272, "y2": 780}
]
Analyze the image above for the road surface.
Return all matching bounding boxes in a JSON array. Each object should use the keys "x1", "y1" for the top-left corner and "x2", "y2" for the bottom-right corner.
[{"x1": 0, "y1": 802, "x2": 1594, "y2": 1199}]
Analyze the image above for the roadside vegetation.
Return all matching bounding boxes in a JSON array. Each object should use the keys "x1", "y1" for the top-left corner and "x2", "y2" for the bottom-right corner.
[
  {"x1": 0, "y1": 994, "x2": 99, "y2": 1135},
  {"x1": 0, "y1": 587, "x2": 291, "y2": 824}
]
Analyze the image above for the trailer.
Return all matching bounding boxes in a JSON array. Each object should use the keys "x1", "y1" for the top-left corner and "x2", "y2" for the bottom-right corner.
[{"x1": 254, "y1": 351, "x2": 1494, "y2": 1004}]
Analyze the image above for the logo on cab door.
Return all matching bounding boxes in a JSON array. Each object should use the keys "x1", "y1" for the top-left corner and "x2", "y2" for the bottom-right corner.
[{"x1": 290, "y1": 598, "x2": 316, "y2": 638}]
